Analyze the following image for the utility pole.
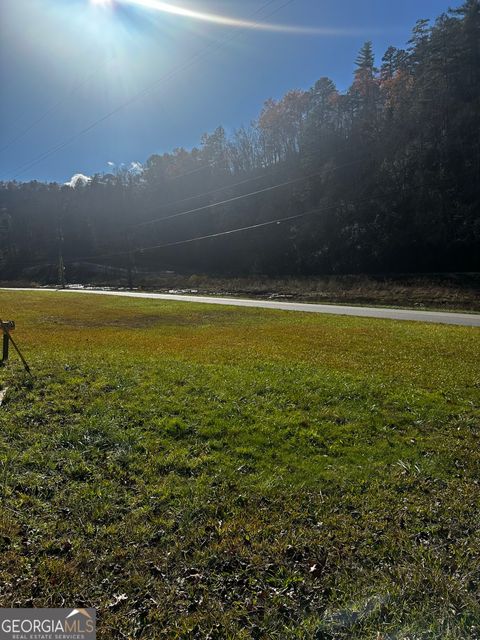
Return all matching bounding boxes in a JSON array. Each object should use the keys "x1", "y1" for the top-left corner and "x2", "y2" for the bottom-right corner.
[
  {"x1": 123, "y1": 175, "x2": 136, "y2": 290},
  {"x1": 57, "y1": 203, "x2": 66, "y2": 289},
  {"x1": 126, "y1": 231, "x2": 137, "y2": 290},
  {"x1": 57, "y1": 225, "x2": 66, "y2": 288}
]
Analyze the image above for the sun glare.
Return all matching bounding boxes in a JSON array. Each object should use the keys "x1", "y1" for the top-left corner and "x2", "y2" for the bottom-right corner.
[
  {"x1": 84, "y1": 0, "x2": 368, "y2": 36},
  {"x1": 119, "y1": 0, "x2": 364, "y2": 36}
]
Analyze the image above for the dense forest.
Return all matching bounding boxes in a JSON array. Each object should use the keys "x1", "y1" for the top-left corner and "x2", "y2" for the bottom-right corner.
[{"x1": 0, "y1": 0, "x2": 479, "y2": 282}]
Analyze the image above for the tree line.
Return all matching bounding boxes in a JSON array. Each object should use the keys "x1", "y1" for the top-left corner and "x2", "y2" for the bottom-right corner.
[{"x1": 1, "y1": 0, "x2": 479, "y2": 281}]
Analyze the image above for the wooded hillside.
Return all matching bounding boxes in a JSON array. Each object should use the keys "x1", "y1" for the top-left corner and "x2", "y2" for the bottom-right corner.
[{"x1": 1, "y1": 0, "x2": 479, "y2": 280}]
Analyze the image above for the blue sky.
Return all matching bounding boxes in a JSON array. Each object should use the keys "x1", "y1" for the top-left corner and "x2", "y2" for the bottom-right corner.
[{"x1": 0, "y1": 0, "x2": 452, "y2": 183}]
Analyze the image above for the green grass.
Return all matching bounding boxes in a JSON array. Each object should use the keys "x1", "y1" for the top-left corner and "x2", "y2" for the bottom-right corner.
[{"x1": 0, "y1": 291, "x2": 479, "y2": 639}]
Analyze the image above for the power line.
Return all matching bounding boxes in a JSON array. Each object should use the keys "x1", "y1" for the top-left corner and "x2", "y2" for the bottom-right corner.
[
  {"x1": 53, "y1": 154, "x2": 375, "y2": 263},
  {"x1": 9, "y1": 0, "x2": 293, "y2": 181},
  {"x1": 64, "y1": 180, "x2": 424, "y2": 264},
  {"x1": 125, "y1": 181, "x2": 434, "y2": 254},
  {"x1": 59, "y1": 205, "x2": 329, "y2": 263},
  {"x1": 134, "y1": 203, "x2": 338, "y2": 252},
  {"x1": 5, "y1": 148, "x2": 406, "y2": 269},
  {"x1": 135, "y1": 156, "x2": 368, "y2": 229},
  {"x1": 4, "y1": 154, "x2": 371, "y2": 267},
  {"x1": 132, "y1": 128, "x2": 370, "y2": 223},
  {"x1": 121, "y1": 114, "x2": 339, "y2": 193},
  {"x1": 0, "y1": 69, "x2": 100, "y2": 155},
  {"x1": 135, "y1": 170, "x2": 268, "y2": 217},
  {"x1": 135, "y1": 171, "x2": 320, "y2": 228}
]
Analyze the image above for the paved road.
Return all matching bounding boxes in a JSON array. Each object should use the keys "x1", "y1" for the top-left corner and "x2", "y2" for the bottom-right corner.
[{"x1": 3, "y1": 287, "x2": 480, "y2": 326}]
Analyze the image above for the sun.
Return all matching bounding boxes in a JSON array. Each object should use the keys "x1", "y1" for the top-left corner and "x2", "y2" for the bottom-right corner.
[{"x1": 91, "y1": 0, "x2": 113, "y2": 6}]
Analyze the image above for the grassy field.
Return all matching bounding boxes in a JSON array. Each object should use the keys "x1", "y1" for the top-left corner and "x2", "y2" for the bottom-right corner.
[{"x1": 0, "y1": 290, "x2": 479, "y2": 639}]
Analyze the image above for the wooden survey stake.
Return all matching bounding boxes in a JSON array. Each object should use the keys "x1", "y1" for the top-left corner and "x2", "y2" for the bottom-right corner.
[
  {"x1": 0, "y1": 320, "x2": 31, "y2": 374},
  {"x1": 1, "y1": 320, "x2": 15, "y2": 363}
]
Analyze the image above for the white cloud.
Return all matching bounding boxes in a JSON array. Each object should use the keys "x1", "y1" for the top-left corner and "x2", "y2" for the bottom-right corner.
[
  {"x1": 129, "y1": 161, "x2": 143, "y2": 175},
  {"x1": 65, "y1": 173, "x2": 91, "y2": 188}
]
